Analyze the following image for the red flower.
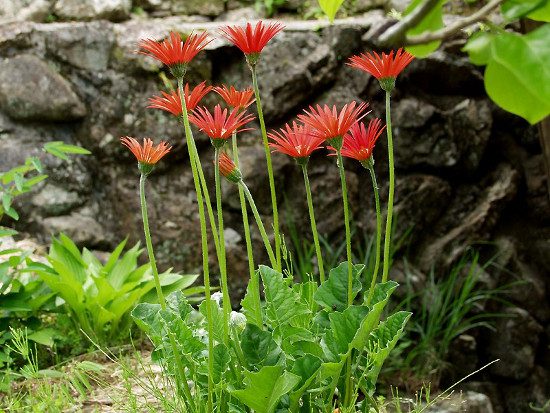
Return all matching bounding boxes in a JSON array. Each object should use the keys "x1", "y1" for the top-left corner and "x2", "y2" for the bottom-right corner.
[
  {"x1": 347, "y1": 48, "x2": 414, "y2": 86},
  {"x1": 335, "y1": 119, "x2": 385, "y2": 163},
  {"x1": 297, "y1": 101, "x2": 370, "y2": 149},
  {"x1": 189, "y1": 104, "x2": 255, "y2": 145},
  {"x1": 219, "y1": 21, "x2": 284, "y2": 65},
  {"x1": 217, "y1": 152, "x2": 242, "y2": 183},
  {"x1": 139, "y1": 31, "x2": 210, "y2": 76},
  {"x1": 148, "y1": 82, "x2": 212, "y2": 116},
  {"x1": 121, "y1": 137, "x2": 171, "y2": 169},
  {"x1": 268, "y1": 122, "x2": 325, "y2": 163},
  {"x1": 214, "y1": 85, "x2": 255, "y2": 111}
]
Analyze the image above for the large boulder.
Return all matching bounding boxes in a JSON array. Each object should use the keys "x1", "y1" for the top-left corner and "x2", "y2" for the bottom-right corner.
[{"x1": 53, "y1": 0, "x2": 131, "y2": 21}]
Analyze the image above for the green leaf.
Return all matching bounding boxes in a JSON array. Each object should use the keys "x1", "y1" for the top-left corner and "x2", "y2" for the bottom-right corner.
[
  {"x1": 199, "y1": 298, "x2": 225, "y2": 343},
  {"x1": 212, "y1": 343, "x2": 231, "y2": 384},
  {"x1": 240, "y1": 277, "x2": 263, "y2": 328},
  {"x1": 240, "y1": 324, "x2": 281, "y2": 368},
  {"x1": 5, "y1": 207, "x2": 19, "y2": 221},
  {"x1": 289, "y1": 354, "x2": 323, "y2": 410},
  {"x1": 29, "y1": 157, "x2": 43, "y2": 173},
  {"x1": 529, "y1": 0, "x2": 550, "y2": 21},
  {"x1": 313, "y1": 262, "x2": 363, "y2": 312},
  {"x1": 463, "y1": 31, "x2": 495, "y2": 66},
  {"x1": 131, "y1": 303, "x2": 162, "y2": 339},
  {"x1": 260, "y1": 266, "x2": 310, "y2": 330},
  {"x1": 317, "y1": 0, "x2": 345, "y2": 22},
  {"x1": 2, "y1": 193, "x2": 12, "y2": 213},
  {"x1": 44, "y1": 141, "x2": 91, "y2": 159},
  {"x1": 231, "y1": 365, "x2": 301, "y2": 413},
  {"x1": 28, "y1": 328, "x2": 58, "y2": 347},
  {"x1": 484, "y1": 26, "x2": 550, "y2": 124},
  {"x1": 326, "y1": 305, "x2": 371, "y2": 357},
  {"x1": 359, "y1": 311, "x2": 411, "y2": 395},
  {"x1": 0, "y1": 228, "x2": 17, "y2": 238},
  {"x1": 502, "y1": 0, "x2": 546, "y2": 20},
  {"x1": 404, "y1": 0, "x2": 446, "y2": 57}
]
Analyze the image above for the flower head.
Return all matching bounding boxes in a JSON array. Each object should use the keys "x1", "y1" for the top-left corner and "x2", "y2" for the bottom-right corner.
[
  {"x1": 268, "y1": 122, "x2": 325, "y2": 165},
  {"x1": 333, "y1": 119, "x2": 385, "y2": 166},
  {"x1": 347, "y1": 48, "x2": 414, "y2": 92},
  {"x1": 148, "y1": 82, "x2": 212, "y2": 116},
  {"x1": 121, "y1": 137, "x2": 172, "y2": 175},
  {"x1": 297, "y1": 101, "x2": 370, "y2": 150},
  {"x1": 217, "y1": 152, "x2": 242, "y2": 183},
  {"x1": 138, "y1": 31, "x2": 210, "y2": 78},
  {"x1": 219, "y1": 21, "x2": 285, "y2": 66},
  {"x1": 214, "y1": 85, "x2": 255, "y2": 111},
  {"x1": 189, "y1": 104, "x2": 255, "y2": 147}
]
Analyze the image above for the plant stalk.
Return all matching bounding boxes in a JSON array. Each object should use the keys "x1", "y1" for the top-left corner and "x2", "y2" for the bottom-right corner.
[
  {"x1": 251, "y1": 66, "x2": 281, "y2": 272},
  {"x1": 382, "y1": 91, "x2": 394, "y2": 283},
  {"x1": 366, "y1": 161, "x2": 382, "y2": 305},
  {"x1": 301, "y1": 164, "x2": 325, "y2": 284}
]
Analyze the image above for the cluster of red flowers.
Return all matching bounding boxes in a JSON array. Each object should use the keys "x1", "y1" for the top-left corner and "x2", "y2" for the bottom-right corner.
[{"x1": 121, "y1": 21, "x2": 414, "y2": 176}]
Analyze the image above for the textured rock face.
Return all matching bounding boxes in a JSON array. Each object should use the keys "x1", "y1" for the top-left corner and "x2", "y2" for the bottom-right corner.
[
  {"x1": 0, "y1": 16, "x2": 548, "y2": 411},
  {"x1": 53, "y1": 0, "x2": 132, "y2": 21}
]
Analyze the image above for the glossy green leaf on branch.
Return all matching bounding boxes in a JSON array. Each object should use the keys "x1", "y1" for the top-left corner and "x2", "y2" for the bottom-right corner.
[{"x1": 404, "y1": 0, "x2": 446, "y2": 57}]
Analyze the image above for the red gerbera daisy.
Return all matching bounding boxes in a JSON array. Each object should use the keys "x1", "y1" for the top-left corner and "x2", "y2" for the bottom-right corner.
[
  {"x1": 217, "y1": 152, "x2": 242, "y2": 183},
  {"x1": 347, "y1": 48, "x2": 414, "y2": 91},
  {"x1": 189, "y1": 104, "x2": 255, "y2": 147},
  {"x1": 148, "y1": 82, "x2": 212, "y2": 116},
  {"x1": 138, "y1": 31, "x2": 210, "y2": 78},
  {"x1": 121, "y1": 137, "x2": 171, "y2": 174},
  {"x1": 334, "y1": 119, "x2": 385, "y2": 165},
  {"x1": 268, "y1": 122, "x2": 325, "y2": 165},
  {"x1": 214, "y1": 85, "x2": 255, "y2": 111},
  {"x1": 297, "y1": 101, "x2": 370, "y2": 150},
  {"x1": 219, "y1": 21, "x2": 285, "y2": 66}
]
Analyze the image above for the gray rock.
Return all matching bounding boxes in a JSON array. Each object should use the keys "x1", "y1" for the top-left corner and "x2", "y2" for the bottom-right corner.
[
  {"x1": 53, "y1": 0, "x2": 131, "y2": 21},
  {"x1": 501, "y1": 366, "x2": 550, "y2": 413},
  {"x1": 425, "y1": 391, "x2": 494, "y2": 413},
  {"x1": 0, "y1": 54, "x2": 86, "y2": 121},
  {"x1": 486, "y1": 307, "x2": 543, "y2": 380},
  {"x1": 215, "y1": 6, "x2": 262, "y2": 22},
  {"x1": 170, "y1": 0, "x2": 224, "y2": 16},
  {"x1": 0, "y1": 0, "x2": 52, "y2": 22},
  {"x1": 42, "y1": 212, "x2": 106, "y2": 246},
  {"x1": 31, "y1": 184, "x2": 83, "y2": 216}
]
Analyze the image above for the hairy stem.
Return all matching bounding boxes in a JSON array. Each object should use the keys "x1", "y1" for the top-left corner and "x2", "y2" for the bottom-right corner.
[
  {"x1": 382, "y1": 91, "x2": 394, "y2": 283},
  {"x1": 251, "y1": 66, "x2": 281, "y2": 272},
  {"x1": 240, "y1": 181, "x2": 277, "y2": 268},
  {"x1": 301, "y1": 164, "x2": 325, "y2": 284},
  {"x1": 214, "y1": 147, "x2": 231, "y2": 343},
  {"x1": 365, "y1": 161, "x2": 382, "y2": 305}
]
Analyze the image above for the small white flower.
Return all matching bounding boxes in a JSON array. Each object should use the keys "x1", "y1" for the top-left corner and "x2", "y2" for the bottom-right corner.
[{"x1": 211, "y1": 292, "x2": 223, "y2": 305}]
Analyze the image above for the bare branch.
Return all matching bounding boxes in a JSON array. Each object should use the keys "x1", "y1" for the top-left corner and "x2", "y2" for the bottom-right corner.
[
  {"x1": 405, "y1": 0, "x2": 504, "y2": 45},
  {"x1": 378, "y1": 0, "x2": 441, "y2": 46}
]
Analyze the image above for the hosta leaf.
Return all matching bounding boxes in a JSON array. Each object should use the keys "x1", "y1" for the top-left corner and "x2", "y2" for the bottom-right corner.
[
  {"x1": 240, "y1": 323, "x2": 281, "y2": 369},
  {"x1": 260, "y1": 265, "x2": 310, "y2": 330},
  {"x1": 231, "y1": 365, "x2": 301, "y2": 413},
  {"x1": 314, "y1": 262, "x2": 363, "y2": 312}
]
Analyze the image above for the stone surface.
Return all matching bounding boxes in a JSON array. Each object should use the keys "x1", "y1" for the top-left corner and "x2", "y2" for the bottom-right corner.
[
  {"x1": 31, "y1": 184, "x2": 83, "y2": 216},
  {"x1": 53, "y1": 0, "x2": 131, "y2": 21},
  {"x1": 171, "y1": 0, "x2": 225, "y2": 16},
  {"x1": 0, "y1": 0, "x2": 52, "y2": 22},
  {"x1": 425, "y1": 391, "x2": 495, "y2": 413},
  {"x1": 485, "y1": 307, "x2": 543, "y2": 380},
  {"x1": 0, "y1": 54, "x2": 86, "y2": 121},
  {"x1": 41, "y1": 212, "x2": 106, "y2": 246}
]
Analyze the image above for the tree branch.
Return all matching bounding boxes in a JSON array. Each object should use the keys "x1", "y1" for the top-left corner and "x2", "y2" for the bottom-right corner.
[
  {"x1": 378, "y1": 0, "x2": 442, "y2": 46},
  {"x1": 405, "y1": 0, "x2": 504, "y2": 45}
]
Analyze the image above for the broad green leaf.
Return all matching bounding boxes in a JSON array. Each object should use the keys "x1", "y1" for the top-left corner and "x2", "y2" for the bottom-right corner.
[
  {"x1": 199, "y1": 298, "x2": 225, "y2": 343},
  {"x1": 212, "y1": 343, "x2": 231, "y2": 384},
  {"x1": 529, "y1": 0, "x2": 550, "y2": 21},
  {"x1": 107, "y1": 242, "x2": 141, "y2": 289},
  {"x1": 166, "y1": 290, "x2": 193, "y2": 321},
  {"x1": 28, "y1": 328, "x2": 58, "y2": 347},
  {"x1": 260, "y1": 266, "x2": 310, "y2": 329},
  {"x1": 5, "y1": 207, "x2": 20, "y2": 220},
  {"x1": 159, "y1": 310, "x2": 205, "y2": 359},
  {"x1": 231, "y1": 365, "x2": 301, "y2": 413},
  {"x1": 131, "y1": 302, "x2": 162, "y2": 339},
  {"x1": 317, "y1": 0, "x2": 345, "y2": 22},
  {"x1": 485, "y1": 26, "x2": 550, "y2": 124},
  {"x1": 313, "y1": 262, "x2": 363, "y2": 312},
  {"x1": 326, "y1": 305, "x2": 371, "y2": 357},
  {"x1": 359, "y1": 311, "x2": 411, "y2": 395},
  {"x1": 102, "y1": 238, "x2": 128, "y2": 273},
  {"x1": 502, "y1": 0, "x2": 546, "y2": 20},
  {"x1": 240, "y1": 323, "x2": 281, "y2": 368},
  {"x1": 240, "y1": 276, "x2": 263, "y2": 328},
  {"x1": 463, "y1": 31, "x2": 495, "y2": 66},
  {"x1": 404, "y1": 0, "x2": 446, "y2": 57},
  {"x1": 289, "y1": 354, "x2": 323, "y2": 410}
]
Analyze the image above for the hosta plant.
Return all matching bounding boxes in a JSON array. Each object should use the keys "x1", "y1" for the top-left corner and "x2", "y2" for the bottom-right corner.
[
  {"x1": 30, "y1": 234, "x2": 200, "y2": 342},
  {"x1": 121, "y1": 21, "x2": 416, "y2": 411}
]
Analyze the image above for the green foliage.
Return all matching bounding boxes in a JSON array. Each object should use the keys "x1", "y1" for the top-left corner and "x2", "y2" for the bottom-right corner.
[
  {"x1": 134, "y1": 262, "x2": 406, "y2": 411},
  {"x1": 318, "y1": 0, "x2": 346, "y2": 22},
  {"x1": 256, "y1": 0, "x2": 286, "y2": 16},
  {"x1": 404, "y1": 0, "x2": 446, "y2": 57},
  {"x1": 32, "y1": 234, "x2": 200, "y2": 342}
]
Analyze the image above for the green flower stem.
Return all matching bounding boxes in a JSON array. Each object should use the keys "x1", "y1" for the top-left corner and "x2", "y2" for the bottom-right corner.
[
  {"x1": 139, "y1": 174, "x2": 195, "y2": 411},
  {"x1": 214, "y1": 147, "x2": 231, "y2": 343},
  {"x1": 177, "y1": 77, "x2": 214, "y2": 410},
  {"x1": 240, "y1": 181, "x2": 277, "y2": 268},
  {"x1": 251, "y1": 66, "x2": 281, "y2": 272},
  {"x1": 336, "y1": 150, "x2": 354, "y2": 408},
  {"x1": 232, "y1": 132, "x2": 261, "y2": 320},
  {"x1": 301, "y1": 164, "x2": 325, "y2": 284},
  {"x1": 382, "y1": 91, "x2": 394, "y2": 283},
  {"x1": 365, "y1": 161, "x2": 382, "y2": 305}
]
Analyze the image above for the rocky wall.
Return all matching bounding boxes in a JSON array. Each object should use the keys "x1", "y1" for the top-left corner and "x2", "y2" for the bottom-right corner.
[{"x1": 0, "y1": 13, "x2": 548, "y2": 413}]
